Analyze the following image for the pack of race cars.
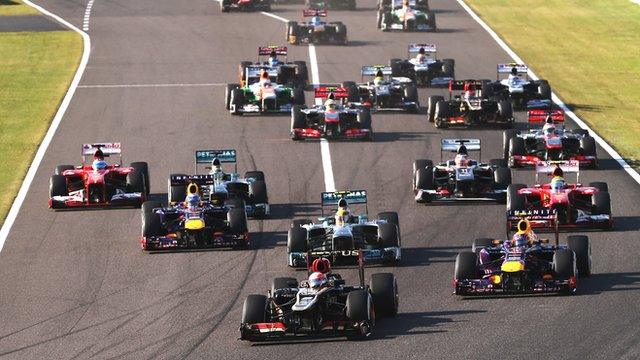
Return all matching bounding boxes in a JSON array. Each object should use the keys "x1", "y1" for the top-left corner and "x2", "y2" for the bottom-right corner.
[{"x1": 45, "y1": 0, "x2": 617, "y2": 343}]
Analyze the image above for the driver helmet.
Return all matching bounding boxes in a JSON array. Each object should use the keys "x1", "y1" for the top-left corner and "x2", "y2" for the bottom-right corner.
[
  {"x1": 335, "y1": 198, "x2": 350, "y2": 226},
  {"x1": 402, "y1": 0, "x2": 409, "y2": 8},
  {"x1": 516, "y1": 219, "x2": 531, "y2": 235},
  {"x1": 510, "y1": 66, "x2": 519, "y2": 76},
  {"x1": 543, "y1": 121, "x2": 555, "y2": 135},
  {"x1": 185, "y1": 184, "x2": 201, "y2": 210},
  {"x1": 511, "y1": 233, "x2": 528, "y2": 248},
  {"x1": 92, "y1": 159, "x2": 108, "y2": 171},
  {"x1": 455, "y1": 154, "x2": 469, "y2": 167},
  {"x1": 463, "y1": 82, "x2": 476, "y2": 98},
  {"x1": 268, "y1": 50, "x2": 278, "y2": 67},
  {"x1": 457, "y1": 144, "x2": 468, "y2": 156},
  {"x1": 308, "y1": 271, "x2": 327, "y2": 289},
  {"x1": 93, "y1": 148, "x2": 105, "y2": 161},
  {"x1": 550, "y1": 176, "x2": 565, "y2": 193},
  {"x1": 311, "y1": 15, "x2": 322, "y2": 25},
  {"x1": 259, "y1": 70, "x2": 271, "y2": 85},
  {"x1": 416, "y1": 47, "x2": 426, "y2": 62},
  {"x1": 311, "y1": 258, "x2": 331, "y2": 274},
  {"x1": 325, "y1": 98, "x2": 336, "y2": 111},
  {"x1": 211, "y1": 157, "x2": 223, "y2": 174},
  {"x1": 374, "y1": 69, "x2": 384, "y2": 86}
]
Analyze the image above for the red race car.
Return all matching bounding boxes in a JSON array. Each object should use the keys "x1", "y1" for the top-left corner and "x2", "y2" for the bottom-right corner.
[
  {"x1": 506, "y1": 160, "x2": 612, "y2": 230},
  {"x1": 48, "y1": 143, "x2": 149, "y2": 209}
]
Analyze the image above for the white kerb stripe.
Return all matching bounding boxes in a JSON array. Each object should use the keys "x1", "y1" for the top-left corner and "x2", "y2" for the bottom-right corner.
[
  {"x1": 457, "y1": 0, "x2": 640, "y2": 185},
  {"x1": 0, "y1": 1, "x2": 91, "y2": 253}
]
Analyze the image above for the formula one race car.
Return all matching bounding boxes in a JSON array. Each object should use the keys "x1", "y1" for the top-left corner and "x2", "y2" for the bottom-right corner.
[
  {"x1": 378, "y1": 0, "x2": 429, "y2": 11},
  {"x1": 291, "y1": 86, "x2": 372, "y2": 140},
  {"x1": 503, "y1": 109, "x2": 597, "y2": 168},
  {"x1": 454, "y1": 210, "x2": 591, "y2": 296},
  {"x1": 483, "y1": 63, "x2": 551, "y2": 109},
  {"x1": 220, "y1": 0, "x2": 270, "y2": 12},
  {"x1": 174, "y1": 149, "x2": 270, "y2": 218},
  {"x1": 389, "y1": 44, "x2": 454, "y2": 87},
  {"x1": 413, "y1": 139, "x2": 511, "y2": 203},
  {"x1": 236, "y1": 46, "x2": 309, "y2": 88},
  {"x1": 141, "y1": 181, "x2": 249, "y2": 251},
  {"x1": 286, "y1": 9, "x2": 348, "y2": 45},
  {"x1": 427, "y1": 80, "x2": 514, "y2": 128},
  {"x1": 287, "y1": 190, "x2": 401, "y2": 267},
  {"x1": 306, "y1": 0, "x2": 356, "y2": 10},
  {"x1": 49, "y1": 143, "x2": 149, "y2": 209},
  {"x1": 240, "y1": 254, "x2": 398, "y2": 341},
  {"x1": 226, "y1": 66, "x2": 305, "y2": 115},
  {"x1": 344, "y1": 66, "x2": 419, "y2": 112},
  {"x1": 377, "y1": 0, "x2": 435, "y2": 32},
  {"x1": 507, "y1": 161, "x2": 612, "y2": 230}
]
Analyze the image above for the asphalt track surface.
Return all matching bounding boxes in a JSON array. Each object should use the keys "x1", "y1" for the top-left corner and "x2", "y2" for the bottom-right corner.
[{"x1": 1, "y1": 0, "x2": 639, "y2": 359}]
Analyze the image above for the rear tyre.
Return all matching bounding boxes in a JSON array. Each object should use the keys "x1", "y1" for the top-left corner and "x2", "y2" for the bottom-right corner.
[
  {"x1": 403, "y1": 85, "x2": 419, "y2": 112},
  {"x1": 241, "y1": 294, "x2": 267, "y2": 324},
  {"x1": 592, "y1": 191, "x2": 611, "y2": 215},
  {"x1": 441, "y1": 58, "x2": 455, "y2": 79},
  {"x1": 357, "y1": 110, "x2": 372, "y2": 132},
  {"x1": 291, "y1": 105, "x2": 306, "y2": 140},
  {"x1": 230, "y1": 88, "x2": 245, "y2": 115},
  {"x1": 54, "y1": 165, "x2": 74, "y2": 175},
  {"x1": 141, "y1": 201, "x2": 163, "y2": 238},
  {"x1": 378, "y1": 222, "x2": 399, "y2": 248},
  {"x1": 507, "y1": 184, "x2": 527, "y2": 211},
  {"x1": 293, "y1": 61, "x2": 308, "y2": 87},
  {"x1": 346, "y1": 290, "x2": 373, "y2": 322},
  {"x1": 49, "y1": 175, "x2": 68, "y2": 197},
  {"x1": 537, "y1": 80, "x2": 551, "y2": 100},
  {"x1": 377, "y1": 211, "x2": 399, "y2": 229},
  {"x1": 413, "y1": 159, "x2": 433, "y2": 173},
  {"x1": 127, "y1": 162, "x2": 147, "y2": 196},
  {"x1": 454, "y1": 251, "x2": 477, "y2": 280},
  {"x1": 567, "y1": 235, "x2": 591, "y2": 277},
  {"x1": 434, "y1": 100, "x2": 450, "y2": 128},
  {"x1": 287, "y1": 226, "x2": 308, "y2": 253},
  {"x1": 581, "y1": 136, "x2": 597, "y2": 157},
  {"x1": 130, "y1": 162, "x2": 150, "y2": 196},
  {"x1": 250, "y1": 180, "x2": 268, "y2": 204},
  {"x1": 271, "y1": 277, "x2": 297, "y2": 295},
  {"x1": 370, "y1": 273, "x2": 398, "y2": 316},
  {"x1": 293, "y1": 86, "x2": 305, "y2": 106},
  {"x1": 553, "y1": 249, "x2": 575, "y2": 279},
  {"x1": 472, "y1": 238, "x2": 494, "y2": 253},
  {"x1": 498, "y1": 100, "x2": 513, "y2": 123},
  {"x1": 508, "y1": 137, "x2": 526, "y2": 165},
  {"x1": 427, "y1": 96, "x2": 444, "y2": 122},
  {"x1": 493, "y1": 167, "x2": 512, "y2": 201},
  {"x1": 426, "y1": 11, "x2": 436, "y2": 30},
  {"x1": 244, "y1": 171, "x2": 265, "y2": 182},
  {"x1": 502, "y1": 129, "x2": 520, "y2": 160},
  {"x1": 225, "y1": 83, "x2": 239, "y2": 110},
  {"x1": 588, "y1": 181, "x2": 608, "y2": 193},
  {"x1": 168, "y1": 174, "x2": 187, "y2": 204},
  {"x1": 415, "y1": 166, "x2": 434, "y2": 191},
  {"x1": 490, "y1": 158, "x2": 508, "y2": 168},
  {"x1": 227, "y1": 208, "x2": 248, "y2": 235}
]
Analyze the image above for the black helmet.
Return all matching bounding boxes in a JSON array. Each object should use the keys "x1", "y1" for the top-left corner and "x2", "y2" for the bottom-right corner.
[
  {"x1": 376, "y1": 69, "x2": 383, "y2": 78},
  {"x1": 511, "y1": 67, "x2": 518, "y2": 75},
  {"x1": 545, "y1": 115, "x2": 554, "y2": 124},
  {"x1": 212, "y1": 157, "x2": 221, "y2": 167},
  {"x1": 457, "y1": 144, "x2": 468, "y2": 155},
  {"x1": 328, "y1": 92, "x2": 335, "y2": 100},
  {"x1": 419, "y1": 47, "x2": 425, "y2": 55},
  {"x1": 338, "y1": 198, "x2": 348, "y2": 208},
  {"x1": 552, "y1": 165, "x2": 564, "y2": 177},
  {"x1": 270, "y1": 50, "x2": 277, "y2": 57}
]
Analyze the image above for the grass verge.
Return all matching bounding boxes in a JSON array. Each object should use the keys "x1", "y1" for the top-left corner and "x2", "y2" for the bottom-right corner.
[
  {"x1": 0, "y1": 0, "x2": 40, "y2": 16},
  {"x1": 0, "y1": 31, "x2": 82, "y2": 226},
  {"x1": 465, "y1": 0, "x2": 640, "y2": 167}
]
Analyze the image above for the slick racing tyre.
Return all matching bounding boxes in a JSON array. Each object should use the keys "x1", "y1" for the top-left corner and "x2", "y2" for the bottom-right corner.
[
  {"x1": 506, "y1": 184, "x2": 526, "y2": 212},
  {"x1": 567, "y1": 235, "x2": 591, "y2": 277},
  {"x1": 378, "y1": 222, "x2": 399, "y2": 248},
  {"x1": 54, "y1": 165, "x2": 74, "y2": 175},
  {"x1": 287, "y1": 226, "x2": 308, "y2": 253},
  {"x1": 49, "y1": 175, "x2": 68, "y2": 197},
  {"x1": 250, "y1": 180, "x2": 268, "y2": 204},
  {"x1": 427, "y1": 96, "x2": 444, "y2": 122},
  {"x1": 454, "y1": 251, "x2": 478, "y2": 280},
  {"x1": 242, "y1": 294, "x2": 267, "y2": 324},
  {"x1": 370, "y1": 273, "x2": 398, "y2": 316},
  {"x1": 130, "y1": 162, "x2": 150, "y2": 196}
]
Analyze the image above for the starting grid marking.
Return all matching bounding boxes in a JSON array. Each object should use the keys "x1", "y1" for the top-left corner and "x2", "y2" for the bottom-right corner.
[{"x1": 83, "y1": 0, "x2": 95, "y2": 31}]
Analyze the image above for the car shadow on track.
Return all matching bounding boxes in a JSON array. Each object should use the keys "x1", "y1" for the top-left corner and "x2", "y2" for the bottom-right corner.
[
  {"x1": 398, "y1": 246, "x2": 464, "y2": 267},
  {"x1": 611, "y1": 216, "x2": 640, "y2": 232},
  {"x1": 596, "y1": 158, "x2": 640, "y2": 171},
  {"x1": 253, "y1": 230, "x2": 288, "y2": 249},
  {"x1": 373, "y1": 131, "x2": 437, "y2": 142},
  {"x1": 249, "y1": 310, "x2": 484, "y2": 345},
  {"x1": 578, "y1": 272, "x2": 640, "y2": 295},
  {"x1": 270, "y1": 203, "x2": 321, "y2": 220}
]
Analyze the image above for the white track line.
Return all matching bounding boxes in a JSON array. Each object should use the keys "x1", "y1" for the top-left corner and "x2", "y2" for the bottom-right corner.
[
  {"x1": 458, "y1": 0, "x2": 640, "y2": 185},
  {"x1": 0, "y1": 2, "x2": 91, "y2": 252},
  {"x1": 78, "y1": 83, "x2": 225, "y2": 88},
  {"x1": 82, "y1": 0, "x2": 95, "y2": 31},
  {"x1": 251, "y1": 9, "x2": 336, "y2": 192}
]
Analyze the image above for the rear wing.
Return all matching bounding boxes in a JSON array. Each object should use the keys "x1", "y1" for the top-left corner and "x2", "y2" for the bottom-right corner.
[
  {"x1": 257, "y1": 46, "x2": 287, "y2": 61},
  {"x1": 245, "y1": 66, "x2": 279, "y2": 84},
  {"x1": 169, "y1": 174, "x2": 217, "y2": 187},
  {"x1": 320, "y1": 190, "x2": 368, "y2": 216},
  {"x1": 303, "y1": 8, "x2": 326, "y2": 17},
  {"x1": 506, "y1": 209, "x2": 559, "y2": 245},
  {"x1": 528, "y1": 109, "x2": 565, "y2": 123},
  {"x1": 361, "y1": 65, "x2": 392, "y2": 79},
  {"x1": 449, "y1": 79, "x2": 482, "y2": 91},
  {"x1": 408, "y1": 43, "x2": 436, "y2": 54},
  {"x1": 82, "y1": 143, "x2": 122, "y2": 164},
  {"x1": 497, "y1": 63, "x2": 528, "y2": 80},
  {"x1": 194, "y1": 149, "x2": 237, "y2": 173},
  {"x1": 315, "y1": 86, "x2": 349, "y2": 99},
  {"x1": 535, "y1": 160, "x2": 580, "y2": 183},
  {"x1": 440, "y1": 139, "x2": 481, "y2": 161}
]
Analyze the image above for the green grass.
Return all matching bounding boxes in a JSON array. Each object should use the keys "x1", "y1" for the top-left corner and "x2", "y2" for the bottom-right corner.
[
  {"x1": 0, "y1": 31, "x2": 82, "y2": 225},
  {"x1": 466, "y1": 0, "x2": 640, "y2": 167},
  {"x1": 0, "y1": 0, "x2": 39, "y2": 16}
]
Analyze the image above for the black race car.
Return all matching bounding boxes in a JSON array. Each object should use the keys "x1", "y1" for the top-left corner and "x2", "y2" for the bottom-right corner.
[
  {"x1": 427, "y1": 79, "x2": 514, "y2": 128},
  {"x1": 390, "y1": 43, "x2": 454, "y2": 87},
  {"x1": 286, "y1": 9, "x2": 347, "y2": 45},
  {"x1": 237, "y1": 46, "x2": 308, "y2": 89},
  {"x1": 291, "y1": 87, "x2": 372, "y2": 140},
  {"x1": 344, "y1": 65, "x2": 419, "y2": 112},
  {"x1": 483, "y1": 63, "x2": 551, "y2": 109},
  {"x1": 413, "y1": 139, "x2": 511, "y2": 203},
  {"x1": 240, "y1": 253, "x2": 398, "y2": 341},
  {"x1": 220, "y1": 0, "x2": 270, "y2": 12}
]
